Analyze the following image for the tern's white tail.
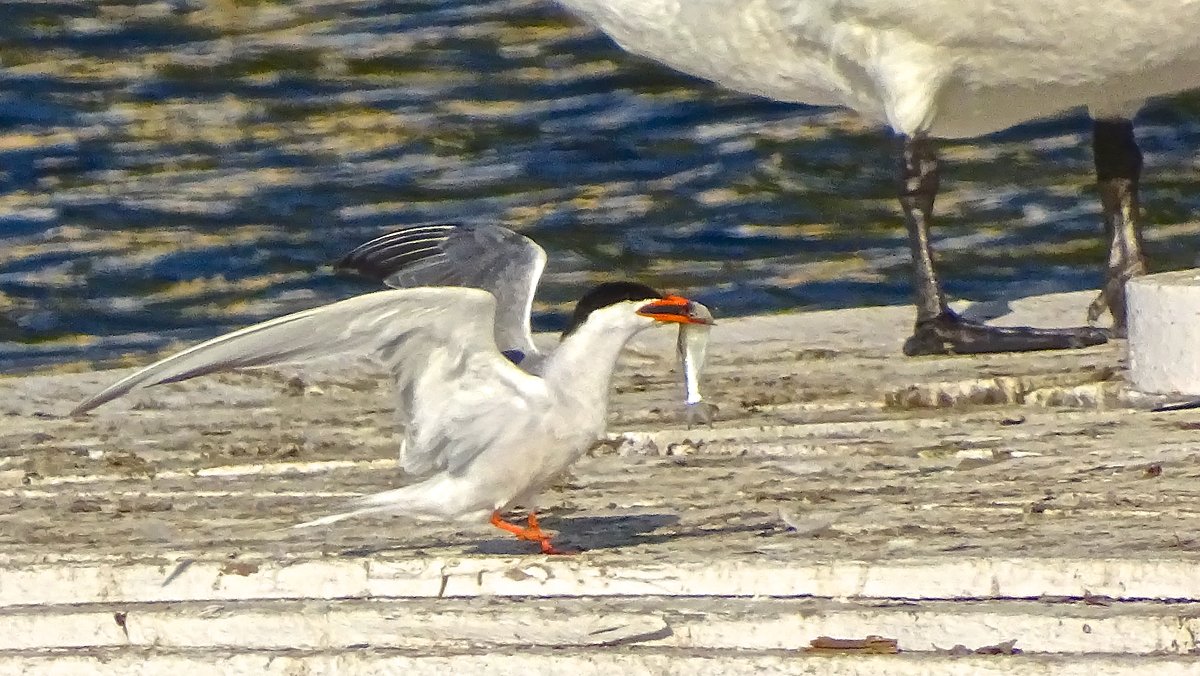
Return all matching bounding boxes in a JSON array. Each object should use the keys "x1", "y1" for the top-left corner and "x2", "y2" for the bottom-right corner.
[
  {"x1": 292, "y1": 480, "x2": 453, "y2": 529},
  {"x1": 293, "y1": 502, "x2": 397, "y2": 529}
]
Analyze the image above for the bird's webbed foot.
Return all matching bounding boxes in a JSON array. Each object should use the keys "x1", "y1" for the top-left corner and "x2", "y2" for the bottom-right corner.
[
  {"x1": 903, "y1": 310, "x2": 1110, "y2": 356},
  {"x1": 490, "y1": 511, "x2": 576, "y2": 555}
]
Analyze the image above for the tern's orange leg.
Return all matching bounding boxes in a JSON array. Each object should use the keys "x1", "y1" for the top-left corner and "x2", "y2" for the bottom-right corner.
[
  {"x1": 526, "y1": 512, "x2": 543, "y2": 531},
  {"x1": 489, "y1": 511, "x2": 572, "y2": 555}
]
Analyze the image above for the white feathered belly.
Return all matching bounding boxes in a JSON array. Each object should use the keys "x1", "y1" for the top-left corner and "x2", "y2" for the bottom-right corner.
[
  {"x1": 407, "y1": 415, "x2": 604, "y2": 520},
  {"x1": 562, "y1": 0, "x2": 1200, "y2": 137}
]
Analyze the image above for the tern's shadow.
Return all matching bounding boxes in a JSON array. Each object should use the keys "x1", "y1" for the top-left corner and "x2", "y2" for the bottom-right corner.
[
  {"x1": 339, "y1": 512, "x2": 684, "y2": 557},
  {"x1": 337, "y1": 512, "x2": 778, "y2": 557},
  {"x1": 470, "y1": 512, "x2": 681, "y2": 555}
]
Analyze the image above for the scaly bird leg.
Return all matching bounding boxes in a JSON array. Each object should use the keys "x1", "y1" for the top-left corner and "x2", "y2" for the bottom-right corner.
[
  {"x1": 897, "y1": 134, "x2": 1109, "y2": 355},
  {"x1": 490, "y1": 511, "x2": 571, "y2": 555},
  {"x1": 1087, "y1": 118, "x2": 1147, "y2": 335}
]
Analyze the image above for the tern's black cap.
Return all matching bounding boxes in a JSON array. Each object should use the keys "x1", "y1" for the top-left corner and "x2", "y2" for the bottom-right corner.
[{"x1": 563, "y1": 281, "x2": 662, "y2": 336}]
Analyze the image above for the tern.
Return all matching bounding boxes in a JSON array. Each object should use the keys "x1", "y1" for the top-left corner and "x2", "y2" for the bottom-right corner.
[
  {"x1": 334, "y1": 222, "x2": 718, "y2": 426},
  {"x1": 548, "y1": 0, "x2": 1200, "y2": 354},
  {"x1": 70, "y1": 253, "x2": 713, "y2": 554}
]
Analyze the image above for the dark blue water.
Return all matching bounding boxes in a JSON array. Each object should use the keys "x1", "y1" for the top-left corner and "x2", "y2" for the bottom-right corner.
[{"x1": 2, "y1": 0, "x2": 1200, "y2": 373}]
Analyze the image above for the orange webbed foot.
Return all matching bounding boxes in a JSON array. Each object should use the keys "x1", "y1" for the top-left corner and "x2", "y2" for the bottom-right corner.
[{"x1": 490, "y1": 511, "x2": 577, "y2": 555}]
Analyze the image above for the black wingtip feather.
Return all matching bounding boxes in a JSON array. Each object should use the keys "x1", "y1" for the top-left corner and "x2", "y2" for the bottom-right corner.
[{"x1": 334, "y1": 223, "x2": 463, "y2": 283}]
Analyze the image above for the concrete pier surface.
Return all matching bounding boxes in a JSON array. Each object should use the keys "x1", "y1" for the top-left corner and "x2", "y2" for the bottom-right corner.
[{"x1": 3, "y1": 290, "x2": 1199, "y2": 674}]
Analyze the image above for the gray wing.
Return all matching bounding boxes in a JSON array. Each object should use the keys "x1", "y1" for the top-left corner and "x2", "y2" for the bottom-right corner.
[
  {"x1": 70, "y1": 287, "x2": 526, "y2": 418},
  {"x1": 336, "y1": 223, "x2": 547, "y2": 360}
]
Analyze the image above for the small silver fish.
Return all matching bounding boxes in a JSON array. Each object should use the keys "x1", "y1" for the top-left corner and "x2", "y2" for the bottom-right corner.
[{"x1": 677, "y1": 302, "x2": 717, "y2": 428}]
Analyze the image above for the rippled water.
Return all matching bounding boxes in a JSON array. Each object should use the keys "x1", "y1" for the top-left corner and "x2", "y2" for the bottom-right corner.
[{"x1": 3, "y1": 0, "x2": 1200, "y2": 373}]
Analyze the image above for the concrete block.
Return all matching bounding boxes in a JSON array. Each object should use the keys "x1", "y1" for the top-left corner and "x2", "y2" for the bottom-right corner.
[{"x1": 1128, "y1": 269, "x2": 1200, "y2": 394}]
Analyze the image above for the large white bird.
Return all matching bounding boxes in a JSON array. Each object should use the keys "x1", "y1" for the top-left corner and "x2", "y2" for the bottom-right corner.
[
  {"x1": 334, "y1": 222, "x2": 718, "y2": 426},
  {"x1": 70, "y1": 274, "x2": 712, "y2": 554},
  {"x1": 547, "y1": 0, "x2": 1200, "y2": 354}
]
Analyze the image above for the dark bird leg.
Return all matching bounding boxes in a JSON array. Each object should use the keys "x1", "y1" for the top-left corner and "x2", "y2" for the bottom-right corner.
[
  {"x1": 1086, "y1": 118, "x2": 1147, "y2": 335},
  {"x1": 898, "y1": 134, "x2": 1110, "y2": 356}
]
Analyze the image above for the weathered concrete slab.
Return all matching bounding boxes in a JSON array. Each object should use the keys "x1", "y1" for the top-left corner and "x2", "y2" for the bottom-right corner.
[
  {"x1": 1, "y1": 556, "x2": 1200, "y2": 607},
  {"x1": 7, "y1": 649, "x2": 1200, "y2": 676},
  {"x1": 2, "y1": 597, "x2": 1198, "y2": 654},
  {"x1": 3, "y1": 291, "x2": 1200, "y2": 671}
]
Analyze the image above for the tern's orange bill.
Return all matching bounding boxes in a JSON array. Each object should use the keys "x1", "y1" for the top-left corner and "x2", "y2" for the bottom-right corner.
[{"x1": 636, "y1": 295, "x2": 715, "y2": 325}]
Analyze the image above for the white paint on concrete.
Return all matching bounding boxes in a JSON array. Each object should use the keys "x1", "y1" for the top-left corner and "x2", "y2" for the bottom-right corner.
[
  {"x1": 3, "y1": 557, "x2": 1200, "y2": 608},
  {"x1": 0, "y1": 598, "x2": 1196, "y2": 654},
  {"x1": 8, "y1": 649, "x2": 1200, "y2": 676}
]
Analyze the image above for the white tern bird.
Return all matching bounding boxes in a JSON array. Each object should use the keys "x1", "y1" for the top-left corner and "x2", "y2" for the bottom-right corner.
[{"x1": 71, "y1": 255, "x2": 714, "y2": 554}]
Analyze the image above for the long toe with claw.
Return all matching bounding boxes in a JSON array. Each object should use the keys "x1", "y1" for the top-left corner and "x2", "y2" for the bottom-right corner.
[
  {"x1": 1086, "y1": 260, "x2": 1146, "y2": 335},
  {"x1": 903, "y1": 310, "x2": 1110, "y2": 356}
]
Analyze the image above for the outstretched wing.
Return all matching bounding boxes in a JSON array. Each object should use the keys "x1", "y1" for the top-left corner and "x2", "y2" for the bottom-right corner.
[
  {"x1": 70, "y1": 287, "x2": 525, "y2": 417},
  {"x1": 336, "y1": 223, "x2": 547, "y2": 360}
]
